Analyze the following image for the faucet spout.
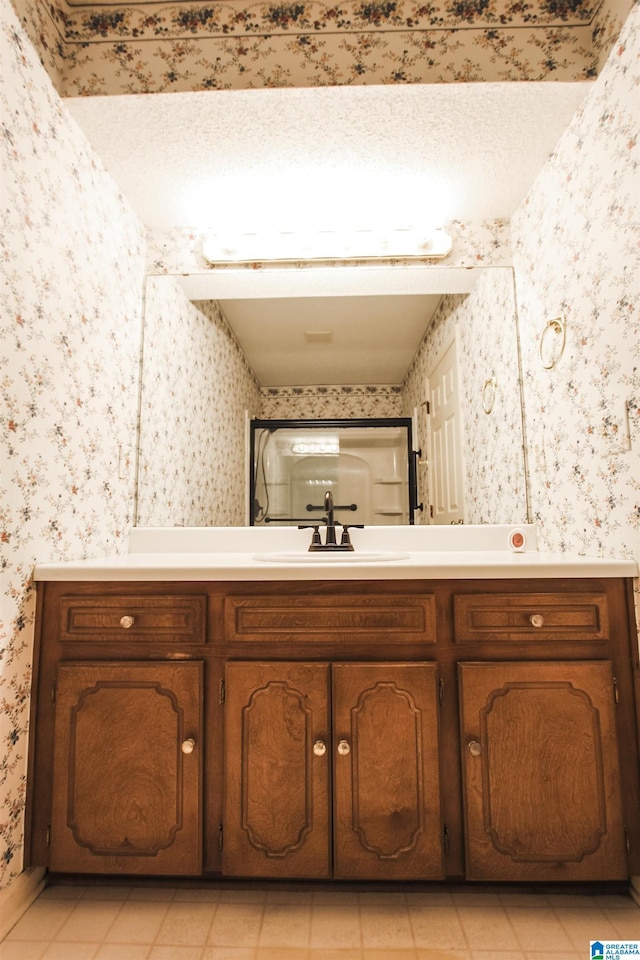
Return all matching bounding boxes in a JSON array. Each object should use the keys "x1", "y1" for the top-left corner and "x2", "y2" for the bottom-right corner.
[{"x1": 324, "y1": 490, "x2": 337, "y2": 545}]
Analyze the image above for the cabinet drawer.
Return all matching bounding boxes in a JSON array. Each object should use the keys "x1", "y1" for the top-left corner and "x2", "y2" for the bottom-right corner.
[
  {"x1": 59, "y1": 595, "x2": 206, "y2": 643},
  {"x1": 453, "y1": 593, "x2": 609, "y2": 642},
  {"x1": 225, "y1": 595, "x2": 436, "y2": 643}
]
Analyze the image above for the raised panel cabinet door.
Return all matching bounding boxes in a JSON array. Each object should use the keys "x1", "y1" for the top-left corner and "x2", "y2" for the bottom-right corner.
[
  {"x1": 332, "y1": 662, "x2": 444, "y2": 880},
  {"x1": 223, "y1": 661, "x2": 331, "y2": 878},
  {"x1": 459, "y1": 660, "x2": 627, "y2": 881},
  {"x1": 50, "y1": 661, "x2": 203, "y2": 875}
]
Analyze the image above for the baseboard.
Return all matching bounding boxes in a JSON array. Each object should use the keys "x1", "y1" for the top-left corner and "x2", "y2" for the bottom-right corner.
[{"x1": 0, "y1": 867, "x2": 47, "y2": 941}]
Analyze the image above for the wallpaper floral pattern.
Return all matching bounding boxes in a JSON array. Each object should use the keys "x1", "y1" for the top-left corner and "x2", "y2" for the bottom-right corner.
[
  {"x1": 0, "y1": 0, "x2": 146, "y2": 886},
  {"x1": 137, "y1": 282, "x2": 261, "y2": 526},
  {"x1": 402, "y1": 268, "x2": 528, "y2": 524},
  {"x1": 260, "y1": 384, "x2": 402, "y2": 419},
  {"x1": 511, "y1": 1, "x2": 640, "y2": 563},
  {"x1": 10, "y1": 0, "x2": 632, "y2": 95}
]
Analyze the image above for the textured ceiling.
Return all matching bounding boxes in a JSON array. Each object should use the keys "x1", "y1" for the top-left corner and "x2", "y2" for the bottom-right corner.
[{"x1": 66, "y1": 81, "x2": 590, "y2": 231}]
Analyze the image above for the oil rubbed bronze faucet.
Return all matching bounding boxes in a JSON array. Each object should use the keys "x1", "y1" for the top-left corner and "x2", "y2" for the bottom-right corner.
[{"x1": 299, "y1": 490, "x2": 363, "y2": 551}]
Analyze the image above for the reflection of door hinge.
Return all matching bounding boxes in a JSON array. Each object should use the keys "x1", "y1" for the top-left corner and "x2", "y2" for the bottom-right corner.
[
  {"x1": 443, "y1": 824, "x2": 449, "y2": 855},
  {"x1": 430, "y1": 505, "x2": 434, "y2": 518},
  {"x1": 46, "y1": 823, "x2": 51, "y2": 847},
  {"x1": 218, "y1": 824, "x2": 223, "y2": 851},
  {"x1": 219, "y1": 679, "x2": 226, "y2": 705},
  {"x1": 51, "y1": 681, "x2": 56, "y2": 704},
  {"x1": 438, "y1": 677, "x2": 444, "y2": 707},
  {"x1": 426, "y1": 401, "x2": 430, "y2": 415},
  {"x1": 613, "y1": 677, "x2": 619, "y2": 705}
]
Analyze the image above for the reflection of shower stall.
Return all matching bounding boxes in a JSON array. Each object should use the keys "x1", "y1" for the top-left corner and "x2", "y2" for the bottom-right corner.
[{"x1": 250, "y1": 419, "x2": 417, "y2": 526}]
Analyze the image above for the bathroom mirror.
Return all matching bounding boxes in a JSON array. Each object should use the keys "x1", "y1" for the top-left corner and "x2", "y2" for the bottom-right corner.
[{"x1": 135, "y1": 265, "x2": 529, "y2": 527}]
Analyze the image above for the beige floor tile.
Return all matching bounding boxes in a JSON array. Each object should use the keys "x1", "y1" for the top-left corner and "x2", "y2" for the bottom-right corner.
[
  {"x1": 359, "y1": 904, "x2": 414, "y2": 950},
  {"x1": 455, "y1": 905, "x2": 520, "y2": 951},
  {"x1": 265, "y1": 890, "x2": 314, "y2": 904},
  {"x1": 416, "y1": 951, "x2": 470, "y2": 960},
  {"x1": 207, "y1": 903, "x2": 264, "y2": 947},
  {"x1": 147, "y1": 946, "x2": 206, "y2": 959},
  {"x1": 309, "y1": 950, "x2": 362, "y2": 959},
  {"x1": 80, "y1": 888, "x2": 134, "y2": 902},
  {"x1": 0, "y1": 943, "x2": 48, "y2": 960},
  {"x1": 6, "y1": 899, "x2": 78, "y2": 941},
  {"x1": 202, "y1": 949, "x2": 256, "y2": 960},
  {"x1": 155, "y1": 902, "x2": 217, "y2": 946},
  {"x1": 54, "y1": 902, "x2": 124, "y2": 943},
  {"x1": 471, "y1": 952, "x2": 527, "y2": 960},
  {"x1": 507, "y1": 906, "x2": 576, "y2": 951},
  {"x1": 408, "y1": 904, "x2": 467, "y2": 950},
  {"x1": 218, "y1": 891, "x2": 267, "y2": 904},
  {"x1": 554, "y1": 907, "x2": 620, "y2": 950},
  {"x1": 103, "y1": 900, "x2": 170, "y2": 943},
  {"x1": 594, "y1": 894, "x2": 638, "y2": 910},
  {"x1": 255, "y1": 949, "x2": 310, "y2": 959},
  {"x1": 358, "y1": 892, "x2": 408, "y2": 905},
  {"x1": 406, "y1": 891, "x2": 455, "y2": 905},
  {"x1": 498, "y1": 892, "x2": 550, "y2": 907},
  {"x1": 41, "y1": 944, "x2": 99, "y2": 959},
  {"x1": 39, "y1": 887, "x2": 86, "y2": 901},
  {"x1": 360, "y1": 950, "x2": 418, "y2": 959},
  {"x1": 174, "y1": 889, "x2": 224, "y2": 903},
  {"x1": 607, "y1": 911, "x2": 640, "y2": 937},
  {"x1": 310, "y1": 904, "x2": 361, "y2": 949},
  {"x1": 95, "y1": 945, "x2": 151, "y2": 959},
  {"x1": 127, "y1": 888, "x2": 178, "y2": 902},
  {"x1": 524, "y1": 953, "x2": 581, "y2": 960},
  {"x1": 258, "y1": 904, "x2": 311, "y2": 948},
  {"x1": 312, "y1": 890, "x2": 360, "y2": 905}
]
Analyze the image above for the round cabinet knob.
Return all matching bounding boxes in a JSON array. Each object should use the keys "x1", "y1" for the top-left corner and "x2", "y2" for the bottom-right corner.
[
  {"x1": 529, "y1": 614, "x2": 545, "y2": 628},
  {"x1": 119, "y1": 615, "x2": 135, "y2": 629},
  {"x1": 181, "y1": 738, "x2": 196, "y2": 755},
  {"x1": 468, "y1": 740, "x2": 482, "y2": 757},
  {"x1": 313, "y1": 740, "x2": 327, "y2": 757},
  {"x1": 337, "y1": 740, "x2": 351, "y2": 756}
]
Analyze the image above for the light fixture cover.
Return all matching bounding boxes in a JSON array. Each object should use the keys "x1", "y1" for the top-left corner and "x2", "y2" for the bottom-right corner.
[{"x1": 202, "y1": 228, "x2": 452, "y2": 264}]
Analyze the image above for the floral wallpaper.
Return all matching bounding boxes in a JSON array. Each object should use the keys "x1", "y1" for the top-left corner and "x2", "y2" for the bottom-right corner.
[
  {"x1": 10, "y1": 0, "x2": 632, "y2": 95},
  {"x1": 260, "y1": 384, "x2": 402, "y2": 419},
  {"x1": 137, "y1": 281, "x2": 261, "y2": 526},
  {"x1": 511, "y1": 0, "x2": 640, "y2": 563},
  {"x1": 0, "y1": 0, "x2": 147, "y2": 887},
  {"x1": 402, "y1": 267, "x2": 528, "y2": 524}
]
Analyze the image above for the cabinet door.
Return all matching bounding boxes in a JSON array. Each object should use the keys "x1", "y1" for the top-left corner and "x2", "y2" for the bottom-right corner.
[
  {"x1": 223, "y1": 661, "x2": 331, "y2": 878},
  {"x1": 50, "y1": 661, "x2": 203, "y2": 875},
  {"x1": 332, "y1": 662, "x2": 444, "y2": 880},
  {"x1": 459, "y1": 661, "x2": 627, "y2": 881}
]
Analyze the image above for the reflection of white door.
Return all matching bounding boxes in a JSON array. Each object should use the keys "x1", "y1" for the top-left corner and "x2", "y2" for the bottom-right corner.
[{"x1": 427, "y1": 338, "x2": 465, "y2": 524}]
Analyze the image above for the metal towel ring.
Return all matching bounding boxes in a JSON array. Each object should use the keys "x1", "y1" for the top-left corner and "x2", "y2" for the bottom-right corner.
[
  {"x1": 538, "y1": 316, "x2": 566, "y2": 370},
  {"x1": 482, "y1": 376, "x2": 497, "y2": 414}
]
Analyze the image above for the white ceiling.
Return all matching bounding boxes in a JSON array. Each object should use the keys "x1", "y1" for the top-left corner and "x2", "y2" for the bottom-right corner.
[{"x1": 66, "y1": 81, "x2": 590, "y2": 386}]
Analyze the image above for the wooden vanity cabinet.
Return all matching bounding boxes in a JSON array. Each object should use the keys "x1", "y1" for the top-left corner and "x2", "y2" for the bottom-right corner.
[
  {"x1": 223, "y1": 660, "x2": 443, "y2": 880},
  {"x1": 50, "y1": 660, "x2": 203, "y2": 875},
  {"x1": 27, "y1": 576, "x2": 640, "y2": 884}
]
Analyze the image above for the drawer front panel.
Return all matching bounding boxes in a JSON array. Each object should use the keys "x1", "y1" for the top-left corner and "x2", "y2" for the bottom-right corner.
[
  {"x1": 454, "y1": 593, "x2": 609, "y2": 642},
  {"x1": 225, "y1": 595, "x2": 436, "y2": 643},
  {"x1": 59, "y1": 596, "x2": 206, "y2": 643}
]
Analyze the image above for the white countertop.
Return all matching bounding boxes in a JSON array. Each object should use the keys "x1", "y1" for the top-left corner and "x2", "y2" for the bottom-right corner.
[{"x1": 32, "y1": 525, "x2": 638, "y2": 581}]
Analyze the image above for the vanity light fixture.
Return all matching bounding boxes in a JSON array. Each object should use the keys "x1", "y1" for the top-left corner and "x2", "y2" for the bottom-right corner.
[{"x1": 202, "y1": 227, "x2": 453, "y2": 264}]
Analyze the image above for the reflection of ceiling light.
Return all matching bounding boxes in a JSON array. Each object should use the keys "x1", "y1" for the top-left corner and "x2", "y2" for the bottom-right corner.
[
  {"x1": 291, "y1": 438, "x2": 339, "y2": 455},
  {"x1": 202, "y1": 228, "x2": 452, "y2": 264}
]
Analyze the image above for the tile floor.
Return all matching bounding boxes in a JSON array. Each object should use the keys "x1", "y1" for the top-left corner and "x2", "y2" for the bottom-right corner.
[{"x1": 1, "y1": 881, "x2": 639, "y2": 960}]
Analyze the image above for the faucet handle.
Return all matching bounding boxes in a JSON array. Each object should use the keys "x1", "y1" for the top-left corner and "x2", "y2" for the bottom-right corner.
[
  {"x1": 339, "y1": 523, "x2": 364, "y2": 548},
  {"x1": 298, "y1": 524, "x2": 323, "y2": 549}
]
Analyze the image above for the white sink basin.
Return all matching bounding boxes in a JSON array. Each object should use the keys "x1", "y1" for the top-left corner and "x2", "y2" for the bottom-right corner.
[{"x1": 253, "y1": 551, "x2": 410, "y2": 563}]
